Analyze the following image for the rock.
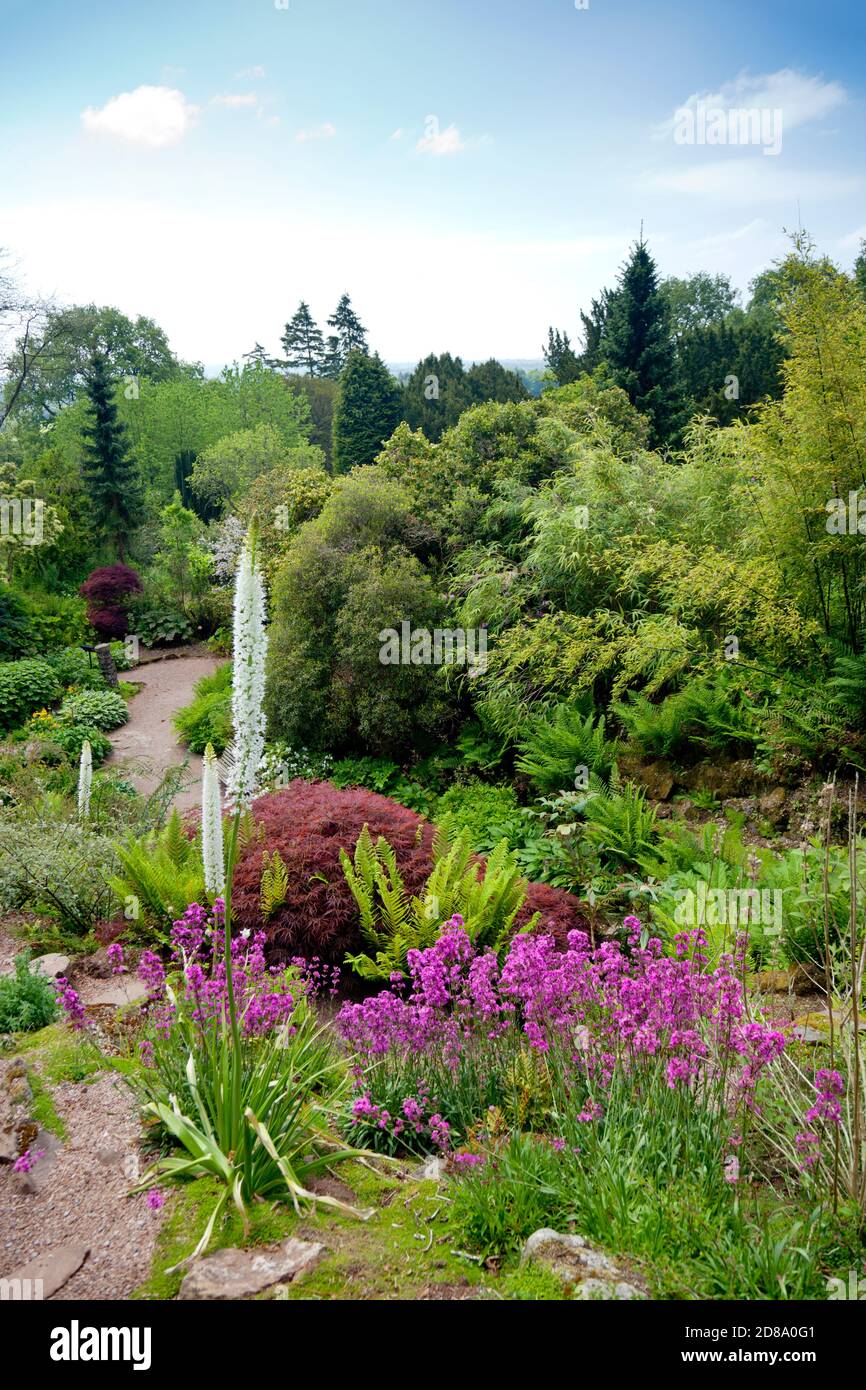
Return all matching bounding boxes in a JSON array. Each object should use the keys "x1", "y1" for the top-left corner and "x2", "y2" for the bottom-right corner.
[
  {"x1": 3, "y1": 1242, "x2": 89, "y2": 1299},
  {"x1": 178, "y1": 1237, "x2": 325, "y2": 1300},
  {"x1": 618, "y1": 757, "x2": 676, "y2": 802},
  {"x1": 28, "y1": 953, "x2": 70, "y2": 979},
  {"x1": 12, "y1": 1128, "x2": 61, "y2": 1194},
  {"x1": 79, "y1": 977, "x2": 148, "y2": 1007},
  {"x1": 792, "y1": 963, "x2": 826, "y2": 996},
  {"x1": 681, "y1": 759, "x2": 765, "y2": 799},
  {"x1": 757, "y1": 787, "x2": 789, "y2": 828},
  {"x1": 421, "y1": 1156, "x2": 447, "y2": 1180},
  {"x1": 521, "y1": 1228, "x2": 648, "y2": 1300},
  {"x1": 752, "y1": 969, "x2": 794, "y2": 994},
  {"x1": 792, "y1": 1026, "x2": 827, "y2": 1045}
]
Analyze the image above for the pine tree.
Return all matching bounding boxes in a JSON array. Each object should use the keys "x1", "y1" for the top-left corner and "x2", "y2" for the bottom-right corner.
[
  {"x1": 81, "y1": 352, "x2": 143, "y2": 559},
  {"x1": 281, "y1": 301, "x2": 326, "y2": 375},
  {"x1": 402, "y1": 352, "x2": 475, "y2": 441},
  {"x1": 467, "y1": 358, "x2": 529, "y2": 405},
  {"x1": 332, "y1": 350, "x2": 402, "y2": 472},
  {"x1": 323, "y1": 293, "x2": 369, "y2": 377},
  {"x1": 544, "y1": 328, "x2": 581, "y2": 385},
  {"x1": 601, "y1": 238, "x2": 683, "y2": 446}
]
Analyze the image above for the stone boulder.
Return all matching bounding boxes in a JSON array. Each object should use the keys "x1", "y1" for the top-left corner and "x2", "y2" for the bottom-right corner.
[
  {"x1": 178, "y1": 1237, "x2": 325, "y2": 1300},
  {"x1": 521, "y1": 1229, "x2": 648, "y2": 1300}
]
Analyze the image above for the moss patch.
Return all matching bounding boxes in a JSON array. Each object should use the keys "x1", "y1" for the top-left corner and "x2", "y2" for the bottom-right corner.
[{"x1": 134, "y1": 1160, "x2": 499, "y2": 1302}]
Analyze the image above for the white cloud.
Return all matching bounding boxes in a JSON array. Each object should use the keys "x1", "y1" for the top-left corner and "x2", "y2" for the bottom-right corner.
[
  {"x1": 211, "y1": 92, "x2": 257, "y2": 108},
  {"x1": 839, "y1": 226, "x2": 866, "y2": 249},
  {"x1": 389, "y1": 128, "x2": 404, "y2": 141},
  {"x1": 234, "y1": 65, "x2": 265, "y2": 80},
  {"x1": 655, "y1": 68, "x2": 847, "y2": 140},
  {"x1": 81, "y1": 86, "x2": 199, "y2": 149},
  {"x1": 639, "y1": 159, "x2": 860, "y2": 203},
  {"x1": 416, "y1": 122, "x2": 465, "y2": 156},
  {"x1": 295, "y1": 122, "x2": 336, "y2": 143}
]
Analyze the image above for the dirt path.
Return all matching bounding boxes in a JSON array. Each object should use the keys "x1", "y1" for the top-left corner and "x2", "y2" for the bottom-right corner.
[{"x1": 110, "y1": 651, "x2": 222, "y2": 813}]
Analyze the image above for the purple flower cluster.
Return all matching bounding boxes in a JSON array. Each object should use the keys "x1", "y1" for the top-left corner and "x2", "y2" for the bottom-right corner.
[
  {"x1": 138, "y1": 902, "x2": 298, "y2": 1042},
  {"x1": 12, "y1": 1147, "x2": 45, "y2": 1174},
  {"x1": 338, "y1": 920, "x2": 787, "y2": 1102},
  {"x1": 351, "y1": 1087, "x2": 451, "y2": 1149},
  {"x1": 54, "y1": 977, "x2": 87, "y2": 1030},
  {"x1": 796, "y1": 1068, "x2": 845, "y2": 1168}
]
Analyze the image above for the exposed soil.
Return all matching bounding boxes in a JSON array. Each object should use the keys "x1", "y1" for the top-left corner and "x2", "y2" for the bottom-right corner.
[
  {"x1": 109, "y1": 649, "x2": 222, "y2": 812},
  {"x1": 0, "y1": 1069, "x2": 162, "y2": 1300}
]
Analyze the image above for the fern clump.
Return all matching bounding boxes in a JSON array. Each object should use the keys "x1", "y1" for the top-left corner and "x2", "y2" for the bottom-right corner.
[
  {"x1": 516, "y1": 702, "x2": 619, "y2": 793},
  {"x1": 259, "y1": 849, "x2": 289, "y2": 919},
  {"x1": 341, "y1": 816, "x2": 538, "y2": 981},
  {"x1": 110, "y1": 809, "x2": 207, "y2": 933},
  {"x1": 613, "y1": 675, "x2": 758, "y2": 761}
]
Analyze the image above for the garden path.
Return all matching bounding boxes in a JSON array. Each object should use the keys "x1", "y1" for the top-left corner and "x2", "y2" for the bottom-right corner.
[{"x1": 109, "y1": 649, "x2": 221, "y2": 812}]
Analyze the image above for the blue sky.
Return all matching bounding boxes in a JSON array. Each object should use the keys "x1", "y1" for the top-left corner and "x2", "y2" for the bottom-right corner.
[{"x1": 2, "y1": 0, "x2": 864, "y2": 365}]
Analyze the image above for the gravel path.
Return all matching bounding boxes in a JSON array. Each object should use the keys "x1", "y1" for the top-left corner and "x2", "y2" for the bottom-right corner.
[
  {"x1": 110, "y1": 650, "x2": 222, "y2": 812},
  {"x1": 0, "y1": 1071, "x2": 162, "y2": 1300}
]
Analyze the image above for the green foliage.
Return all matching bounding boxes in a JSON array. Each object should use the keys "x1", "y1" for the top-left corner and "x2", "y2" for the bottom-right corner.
[
  {"x1": 109, "y1": 809, "x2": 206, "y2": 932},
  {"x1": 342, "y1": 819, "x2": 537, "y2": 981},
  {"x1": 0, "y1": 952, "x2": 59, "y2": 1033},
  {"x1": 58, "y1": 687, "x2": 129, "y2": 731},
  {"x1": 20, "y1": 590, "x2": 89, "y2": 653},
  {"x1": 516, "y1": 703, "x2": 620, "y2": 793},
  {"x1": 190, "y1": 423, "x2": 321, "y2": 514},
  {"x1": 435, "y1": 780, "x2": 532, "y2": 853},
  {"x1": 0, "y1": 584, "x2": 34, "y2": 658},
  {"x1": 173, "y1": 664, "x2": 233, "y2": 754},
  {"x1": 129, "y1": 603, "x2": 194, "y2": 647},
  {"x1": 613, "y1": 675, "x2": 759, "y2": 760},
  {"x1": 581, "y1": 779, "x2": 659, "y2": 869},
  {"x1": 0, "y1": 658, "x2": 61, "y2": 730},
  {"x1": 46, "y1": 721, "x2": 112, "y2": 764},
  {"x1": 600, "y1": 238, "x2": 683, "y2": 446},
  {"x1": 81, "y1": 351, "x2": 144, "y2": 558},
  {"x1": 332, "y1": 351, "x2": 403, "y2": 472},
  {"x1": 259, "y1": 849, "x2": 289, "y2": 919},
  {"x1": 0, "y1": 816, "x2": 119, "y2": 933}
]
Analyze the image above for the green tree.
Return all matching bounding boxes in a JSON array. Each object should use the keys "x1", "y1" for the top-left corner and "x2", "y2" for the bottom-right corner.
[
  {"x1": 80, "y1": 352, "x2": 143, "y2": 559},
  {"x1": 281, "y1": 302, "x2": 326, "y2": 376},
  {"x1": 467, "y1": 359, "x2": 528, "y2": 406},
  {"x1": 8, "y1": 304, "x2": 179, "y2": 423},
  {"x1": 402, "y1": 353, "x2": 475, "y2": 441},
  {"x1": 332, "y1": 351, "x2": 403, "y2": 472},
  {"x1": 601, "y1": 239, "x2": 683, "y2": 446},
  {"x1": 543, "y1": 328, "x2": 581, "y2": 385},
  {"x1": 323, "y1": 293, "x2": 369, "y2": 378},
  {"x1": 285, "y1": 375, "x2": 337, "y2": 468},
  {"x1": 190, "y1": 422, "x2": 325, "y2": 513}
]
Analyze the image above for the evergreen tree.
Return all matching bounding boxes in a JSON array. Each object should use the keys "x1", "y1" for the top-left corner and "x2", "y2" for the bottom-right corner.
[
  {"x1": 467, "y1": 358, "x2": 528, "y2": 405},
  {"x1": 332, "y1": 350, "x2": 402, "y2": 472},
  {"x1": 402, "y1": 352, "x2": 475, "y2": 441},
  {"x1": 323, "y1": 293, "x2": 369, "y2": 377},
  {"x1": 854, "y1": 239, "x2": 866, "y2": 304},
  {"x1": 543, "y1": 328, "x2": 581, "y2": 385},
  {"x1": 281, "y1": 301, "x2": 326, "y2": 376},
  {"x1": 601, "y1": 239, "x2": 683, "y2": 446},
  {"x1": 81, "y1": 351, "x2": 143, "y2": 559},
  {"x1": 576, "y1": 289, "x2": 616, "y2": 373}
]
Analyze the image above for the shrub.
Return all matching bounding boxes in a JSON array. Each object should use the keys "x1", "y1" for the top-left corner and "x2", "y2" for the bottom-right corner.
[
  {"x1": 0, "y1": 658, "x2": 62, "y2": 731},
  {"x1": 0, "y1": 952, "x2": 59, "y2": 1032},
  {"x1": 230, "y1": 781, "x2": 590, "y2": 965},
  {"x1": 581, "y1": 781, "x2": 660, "y2": 869},
  {"x1": 173, "y1": 664, "x2": 232, "y2": 754},
  {"x1": 0, "y1": 585, "x2": 34, "y2": 659},
  {"x1": 0, "y1": 817, "x2": 119, "y2": 933},
  {"x1": 21, "y1": 591, "x2": 89, "y2": 653},
  {"x1": 128, "y1": 602, "x2": 193, "y2": 648},
  {"x1": 42, "y1": 720, "x2": 112, "y2": 764},
  {"x1": 44, "y1": 646, "x2": 110, "y2": 691},
  {"x1": 59, "y1": 688, "x2": 129, "y2": 731},
  {"x1": 79, "y1": 564, "x2": 142, "y2": 641},
  {"x1": 435, "y1": 780, "x2": 531, "y2": 853}
]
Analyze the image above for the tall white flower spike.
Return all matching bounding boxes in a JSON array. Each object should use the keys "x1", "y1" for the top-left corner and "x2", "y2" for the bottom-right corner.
[
  {"x1": 225, "y1": 525, "x2": 268, "y2": 812},
  {"x1": 202, "y1": 742, "x2": 226, "y2": 898},
  {"x1": 77, "y1": 739, "x2": 92, "y2": 821}
]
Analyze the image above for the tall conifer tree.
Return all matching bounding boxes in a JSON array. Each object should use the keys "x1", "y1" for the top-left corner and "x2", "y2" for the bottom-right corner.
[{"x1": 81, "y1": 351, "x2": 142, "y2": 559}]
